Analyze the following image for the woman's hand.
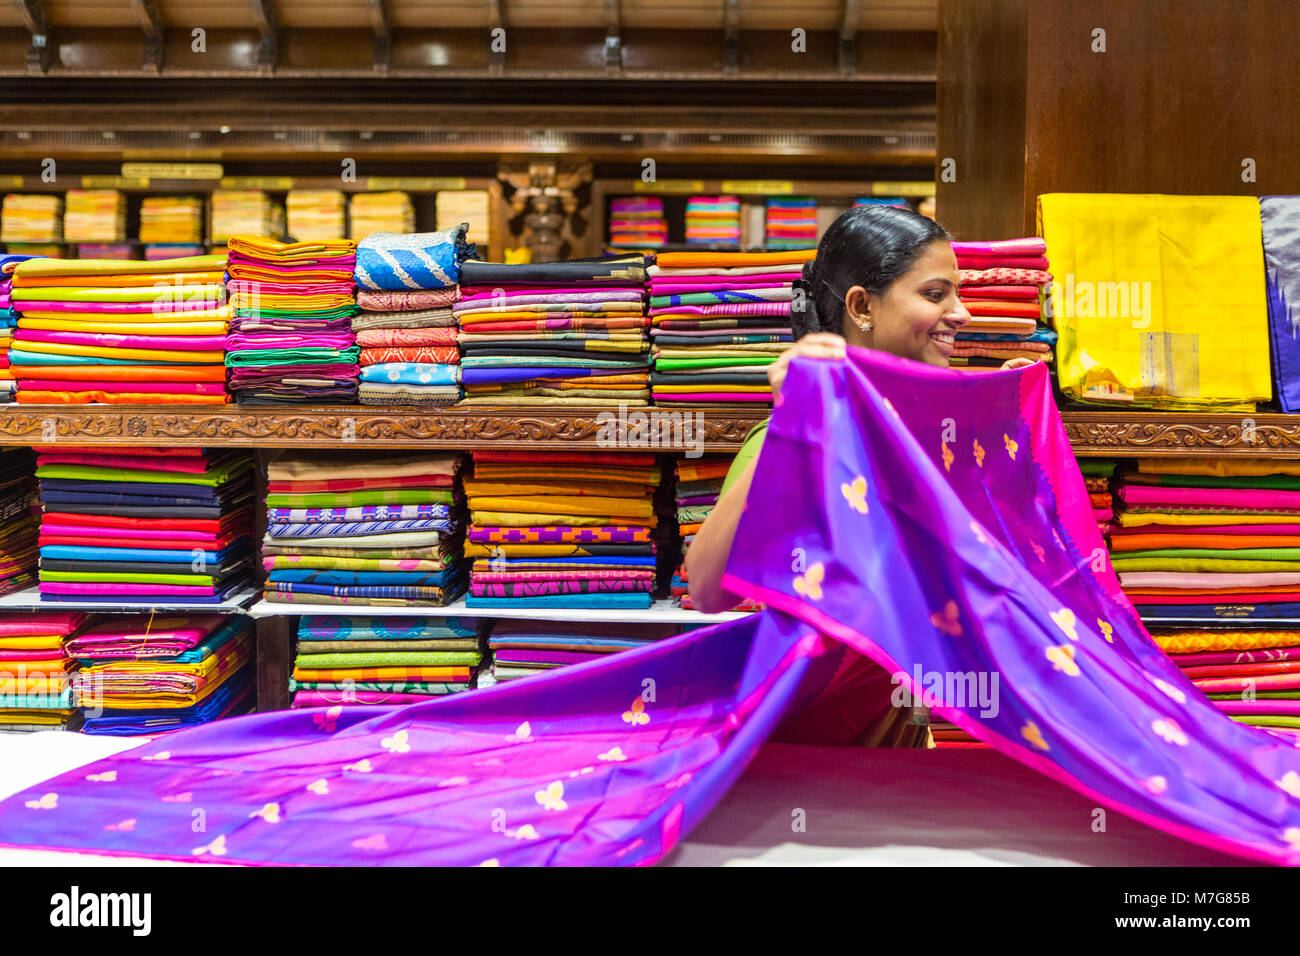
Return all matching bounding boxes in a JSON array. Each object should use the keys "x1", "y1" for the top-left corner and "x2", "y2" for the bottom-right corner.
[
  {"x1": 1000, "y1": 357, "x2": 1037, "y2": 370},
  {"x1": 768, "y1": 333, "x2": 847, "y2": 402}
]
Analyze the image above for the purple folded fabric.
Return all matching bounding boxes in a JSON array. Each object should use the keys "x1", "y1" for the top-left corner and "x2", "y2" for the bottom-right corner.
[
  {"x1": 226, "y1": 333, "x2": 356, "y2": 349},
  {"x1": 227, "y1": 280, "x2": 355, "y2": 296},
  {"x1": 470, "y1": 580, "x2": 649, "y2": 597},
  {"x1": 14, "y1": 300, "x2": 222, "y2": 315},
  {"x1": 15, "y1": 330, "x2": 227, "y2": 350},
  {"x1": 292, "y1": 690, "x2": 450, "y2": 707},
  {"x1": 468, "y1": 526, "x2": 649, "y2": 543},
  {"x1": 1119, "y1": 485, "x2": 1300, "y2": 509},
  {"x1": 493, "y1": 649, "x2": 603, "y2": 666},
  {"x1": 649, "y1": 326, "x2": 792, "y2": 337},
  {"x1": 229, "y1": 318, "x2": 352, "y2": 333},
  {"x1": 649, "y1": 277, "x2": 799, "y2": 293},
  {"x1": 648, "y1": 303, "x2": 791, "y2": 317},
  {"x1": 227, "y1": 254, "x2": 356, "y2": 271},
  {"x1": 454, "y1": 290, "x2": 644, "y2": 310},
  {"x1": 38, "y1": 583, "x2": 219, "y2": 595},
  {"x1": 459, "y1": 286, "x2": 637, "y2": 300}
]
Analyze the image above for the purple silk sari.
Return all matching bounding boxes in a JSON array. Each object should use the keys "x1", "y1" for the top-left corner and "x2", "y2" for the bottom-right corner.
[{"x1": 3, "y1": 349, "x2": 1300, "y2": 865}]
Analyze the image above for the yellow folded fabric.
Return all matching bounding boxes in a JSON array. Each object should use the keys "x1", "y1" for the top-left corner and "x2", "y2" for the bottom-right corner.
[
  {"x1": 13, "y1": 254, "x2": 226, "y2": 277},
  {"x1": 1152, "y1": 630, "x2": 1300, "y2": 654},
  {"x1": 226, "y1": 235, "x2": 356, "y2": 260},
  {"x1": 1038, "y1": 193, "x2": 1270, "y2": 409},
  {"x1": 229, "y1": 293, "x2": 353, "y2": 309},
  {"x1": 1116, "y1": 512, "x2": 1300, "y2": 527},
  {"x1": 12, "y1": 340, "x2": 225, "y2": 362},
  {"x1": 12, "y1": 285, "x2": 225, "y2": 303},
  {"x1": 470, "y1": 510, "x2": 657, "y2": 528},
  {"x1": 462, "y1": 480, "x2": 651, "y2": 498},
  {"x1": 1134, "y1": 458, "x2": 1300, "y2": 478},
  {"x1": 0, "y1": 635, "x2": 67, "y2": 650},
  {"x1": 465, "y1": 495, "x2": 655, "y2": 518},
  {"x1": 13, "y1": 271, "x2": 226, "y2": 289}
]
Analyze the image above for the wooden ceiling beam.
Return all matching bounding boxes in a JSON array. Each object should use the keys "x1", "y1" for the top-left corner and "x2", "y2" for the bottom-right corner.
[
  {"x1": 130, "y1": 0, "x2": 164, "y2": 74},
  {"x1": 604, "y1": 0, "x2": 621, "y2": 72},
  {"x1": 12, "y1": 0, "x2": 53, "y2": 73},
  {"x1": 368, "y1": 0, "x2": 391, "y2": 73},
  {"x1": 840, "y1": 0, "x2": 861, "y2": 76},
  {"x1": 247, "y1": 0, "x2": 277, "y2": 73},
  {"x1": 722, "y1": 0, "x2": 739, "y2": 76}
]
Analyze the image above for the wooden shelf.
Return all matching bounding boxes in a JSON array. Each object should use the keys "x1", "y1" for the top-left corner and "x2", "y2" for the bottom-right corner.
[
  {"x1": 0, "y1": 404, "x2": 768, "y2": 450},
  {"x1": 1061, "y1": 409, "x2": 1300, "y2": 458},
  {"x1": 250, "y1": 597, "x2": 751, "y2": 624},
  {"x1": 0, "y1": 587, "x2": 257, "y2": 613}
]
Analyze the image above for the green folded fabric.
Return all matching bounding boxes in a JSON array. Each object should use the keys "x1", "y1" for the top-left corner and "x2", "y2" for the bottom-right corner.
[
  {"x1": 1115, "y1": 547, "x2": 1300, "y2": 560},
  {"x1": 1112, "y1": 557, "x2": 1300, "y2": 572},
  {"x1": 1127, "y1": 473, "x2": 1300, "y2": 490},
  {"x1": 13, "y1": 285, "x2": 226, "y2": 303},
  {"x1": 294, "y1": 639, "x2": 480, "y2": 653},
  {"x1": 225, "y1": 347, "x2": 361, "y2": 366},
  {"x1": 1207, "y1": 691, "x2": 1300, "y2": 699},
  {"x1": 293, "y1": 651, "x2": 482, "y2": 667},
  {"x1": 266, "y1": 489, "x2": 455, "y2": 507},
  {"x1": 1229, "y1": 715, "x2": 1300, "y2": 728},
  {"x1": 288, "y1": 679, "x2": 468, "y2": 695},
  {"x1": 655, "y1": 356, "x2": 778, "y2": 370},
  {"x1": 35, "y1": 458, "x2": 252, "y2": 486},
  {"x1": 38, "y1": 571, "x2": 217, "y2": 585},
  {"x1": 233, "y1": 306, "x2": 358, "y2": 320}
]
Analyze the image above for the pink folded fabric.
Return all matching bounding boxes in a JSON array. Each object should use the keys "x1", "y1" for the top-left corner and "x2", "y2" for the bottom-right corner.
[
  {"x1": 225, "y1": 333, "x2": 355, "y2": 349},
  {"x1": 227, "y1": 280, "x2": 355, "y2": 296},
  {"x1": 651, "y1": 392, "x2": 771, "y2": 402},
  {"x1": 355, "y1": 289, "x2": 461, "y2": 312},
  {"x1": 1119, "y1": 485, "x2": 1300, "y2": 509},
  {"x1": 648, "y1": 303, "x2": 789, "y2": 317},
  {"x1": 959, "y1": 268, "x2": 1053, "y2": 287},
  {"x1": 356, "y1": 328, "x2": 459, "y2": 347},
  {"x1": 954, "y1": 256, "x2": 1051, "y2": 271},
  {"x1": 1212, "y1": 700, "x2": 1300, "y2": 717},
  {"x1": 459, "y1": 286, "x2": 637, "y2": 301},
  {"x1": 1114, "y1": 523, "x2": 1300, "y2": 536},
  {"x1": 38, "y1": 583, "x2": 220, "y2": 595},
  {"x1": 648, "y1": 276, "x2": 798, "y2": 292},
  {"x1": 1117, "y1": 572, "x2": 1300, "y2": 588},
  {"x1": 15, "y1": 330, "x2": 228, "y2": 350},
  {"x1": 957, "y1": 285, "x2": 1042, "y2": 300},
  {"x1": 23, "y1": 380, "x2": 226, "y2": 394},
  {"x1": 0, "y1": 613, "x2": 86, "y2": 637},
  {"x1": 15, "y1": 300, "x2": 224, "y2": 315},
  {"x1": 0, "y1": 649, "x2": 72, "y2": 661},
  {"x1": 39, "y1": 524, "x2": 223, "y2": 543},
  {"x1": 34, "y1": 453, "x2": 219, "y2": 472},
  {"x1": 949, "y1": 238, "x2": 1046, "y2": 257}
]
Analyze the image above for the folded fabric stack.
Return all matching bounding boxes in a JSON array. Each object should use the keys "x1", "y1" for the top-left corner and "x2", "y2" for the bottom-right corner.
[
  {"x1": 76, "y1": 244, "x2": 135, "y2": 260},
  {"x1": 669, "y1": 455, "x2": 763, "y2": 612},
  {"x1": 1, "y1": 194, "x2": 62, "y2": 243},
  {"x1": 69, "y1": 614, "x2": 255, "y2": 735},
  {"x1": 436, "y1": 191, "x2": 492, "y2": 252},
  {"x1": 63, "y1": 190, "x2": 126, "y2": 242},
  {"x1": 854, "y1": 196, "x2": 911, "y2": 209},
  {"x1": 648, "y1": 249, "x2": 810, "y2": 404},
  {"x1": 456, "y1": 253, "x2": 651, "y2": 406},
  {"x1": 0, "y1": 447, "x2": 39, "y2": 595},
  {"x1": 9, "y1": 254, "x2": 231, "y2": 405},
  {"x1": 289, "y1": 614, "x2": 481, "y2": 706},
  {"x1": 262, "y1": 451, "x2": 468, "y2": 607},
  {"x1": 225, "y1": 235, "x2": 359, "y2": 403},
  {"x1": 354, "y1": 226, "x2": 472, "y2": 405},
  {"x1": 1080, "y1": 458, "x2": 1117, "y2": 537},
  {"x1": 488, "y1": 620, "x2": 677, "y2": 681},
  {"x1": 349, "y1": 192, "x2": 415, "y2": 239},
  {"x1": 1040, "y1": 193, "x2": 1270, "y2": 410},
  {"x1": 140, "y1": 196, "x2": 204, "y2": 243},
  {"x1": 1109, "y1": 457, "x2": 1300, "y2": 622},
  {"x1": 1150, "y1": 628, "x2": 1300, "y2": 739},
  {"x1": 287, "y1": 189, "x2": 347, "y2": 241},
  {"x1": 0, "y1": 612, "x2": 87, "y2": 732},
  {"x1": 685, "y1": 195, "x2": 740, "y2": 246},
  {"x1": 34, "y1": 446, "x2": 256, "y2": 604},
  {"x1": 608, "y1": 196, "x2": 668, "y2": 250},
  {"x1": 927, "y1": 717, "x2": 988, "y2": 749},
  {"x1": 464, "y1": 450, "x2": 660, "y2": 610},
  {"x1": 765, "y1": 197, "x2": 818, "y2": 250},
  {"x1": 950, "y1": 238, "x2": 1056, "y2": 370},
  {"x1": 0, "y1": 254, "x2": 39, "y2": 401},
  {"x1": 211, "y1": 190, "x2": 280, "y2": 243}
]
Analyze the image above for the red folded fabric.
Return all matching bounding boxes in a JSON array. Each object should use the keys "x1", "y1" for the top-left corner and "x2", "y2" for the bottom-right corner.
[{"x1": 960, "y1": 299, "x2": 1043, "y2": 318}]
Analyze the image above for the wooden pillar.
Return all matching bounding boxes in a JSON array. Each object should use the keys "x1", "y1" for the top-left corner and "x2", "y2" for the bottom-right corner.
[
  {"x1": 937, "y1": 0, "x2": 1300, "y2": 238},
  {"x1": 255, "y1": 615, "x2": 293, "y2": 712}
]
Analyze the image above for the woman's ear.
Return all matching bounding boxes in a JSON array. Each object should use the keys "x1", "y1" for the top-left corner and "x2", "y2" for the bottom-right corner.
[{"x1": 844, "y1": 285, "x2": 872, "y2": 328}]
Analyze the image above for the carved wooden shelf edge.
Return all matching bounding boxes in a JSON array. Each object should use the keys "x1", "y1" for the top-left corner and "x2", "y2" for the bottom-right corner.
[
  {"x1": 1062, "y1": 411, "x2": 1300, "y2": 458},
  {"x1": 0, "y1": 405, "x2": 769, "y2": 451}
]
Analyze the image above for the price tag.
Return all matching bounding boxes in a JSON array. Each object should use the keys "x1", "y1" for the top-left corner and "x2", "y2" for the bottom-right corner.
[
  {"x1": 364, "y1": 177, "x2": 466, "y2": 191},
  {"x1": 0, "y1": 175, "x2": 25, "y2": 188},
  {"x1": 871, "y1": 181, "x2": 935, "y2": 197},
  {"x1": 721, "y1": 180, "x2": 794, "y2": 194},
  {"x1": 220, "y1": 177, "x2": 295, "y2": 190},
  {"x1": 633, "y1": 180, "x2": 704, "y2": 193},
  {"x1": 120, "y1": 162, "x2": 223, "y2": 180},
  {"x1": 80, "y1": 176, "x2": 150, "y2": 188}
]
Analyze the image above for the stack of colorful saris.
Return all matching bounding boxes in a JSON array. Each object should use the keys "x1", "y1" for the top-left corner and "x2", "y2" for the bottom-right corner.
[
  {"x1": 1109, "y1": 457, "x2": 1300, "y2": 621},
  {"x1": 287, "y1": 190, "x2": 347, "y2": 241},
  {"x1": 463, "y1": 450, "x2": 659, "y2": 610},
  {"x1": 140, "y1": 196, "x2": 205, "y2": 260},
  {"x1": 608, "y1": 197, "x2": 668, "y2": 250},
  {"x1": 69, "y1": 614, "x2": 255, "y2": 735},
  {"x1": 764, "y1": 197, "x2": 818, "y2": 250},
  {"x1": 0, "y1": 447, "x2": 39, "y2": 596},
  {"x1": 488, "y1": 620, "x2": 677, "y2": 681},
  {"x1": 353, "y1": 226, "x2": 471, "y2": 405},
  {"x1": 0, "y1": 611, "x2": 86, "y2": 732},
  {"x1": 262, "y1": 451, "x2": 468, "y2": 607},
  {"x1": 349, "y1": 192, "x2": 415, "y2": 239},
  {"x1": 8, "y1": 254, "x2": 230, "y2": 405},
  {"x1": 669, "y1": 455, "x2": 762, "y2": 612},
  {"x1": 224, "y1": 235, "x2": 359, "y2": 403},
  {"x1": 648, "y1": 249, "x2": 810, "y2": 404},
  {"x1": 1150, "y1": 628, "x2": 1300, "y2": 739},
  {"x1": 456, "y1": 254, "x2": 650, "y2": 406},
  {"x1": 685, "y1": 195, "x2": 740, "y2": 246},
  {"x1": 289, "y1": 614, "x2": 481, "y2": 707},
  {"x1": 1080, "y1": 459, "x2": 1117, "y2": 537},
  {"x1": 0, "y1": 254, "x2": 39, "y2": 401},
  {"x1": 950, "y1": 238, "x2": 1056, "y2": 370},
  {"x1": 211, "y1": 191, "x2": 280, "y2": 243},
  {"x1": 63, "y1": 190, "x2": 126, "y2": 243},
  {"x1": 1, "y1": 194, "x2": 62, "y2": 244},
  {"x1": 34, "y1": 446, "x2": 256, "y2": 605},
  {"x1": 1040, "y1": 193, "x2": 1270, "y2": 410}
]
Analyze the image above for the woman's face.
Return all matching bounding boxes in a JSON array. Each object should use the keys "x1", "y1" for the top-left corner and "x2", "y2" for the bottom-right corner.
[{"x1": 843, "y1": 241, "x2": 970, "y2": 367}]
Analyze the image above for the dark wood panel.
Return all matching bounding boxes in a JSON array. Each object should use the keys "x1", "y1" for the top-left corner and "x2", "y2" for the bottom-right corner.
[{"x1": 934, "y1": 0, "x2": 1027, "y2": 239}]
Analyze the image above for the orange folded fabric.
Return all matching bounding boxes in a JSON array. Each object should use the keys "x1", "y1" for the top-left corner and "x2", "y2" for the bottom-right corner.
[
  {"x1": 1110, "y1": 534, "x2": 1300, "y2": 551},
  {"x1": 655, "y1": 250, "x2": 817, "y2": 268},
  {"x1": 12, "y1": 271, "x2": 227, "y2": 289},
  {"x1": 14, "y1": 365, "x2": 227, "y2": 381}
]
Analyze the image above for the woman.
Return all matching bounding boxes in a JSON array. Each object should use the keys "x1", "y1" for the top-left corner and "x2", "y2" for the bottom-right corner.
[{"x1": 686, "y1": 206, "x2": 1035, "y2": 745}]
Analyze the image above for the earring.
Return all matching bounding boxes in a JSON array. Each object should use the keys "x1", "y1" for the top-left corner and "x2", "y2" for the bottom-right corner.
[{"x1": 854, "y1": 315, "x2": 873, "y2": 333}]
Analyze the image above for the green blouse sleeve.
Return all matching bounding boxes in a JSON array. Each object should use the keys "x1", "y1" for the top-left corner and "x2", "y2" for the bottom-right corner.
[{"x1": 719, "y1": 418, "x2": 770, "y2": 498}]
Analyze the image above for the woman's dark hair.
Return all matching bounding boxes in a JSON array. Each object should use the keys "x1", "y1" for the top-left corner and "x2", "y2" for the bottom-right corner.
[{"x1": 793, "y1": 205, "x2": 952, "y2": 339}]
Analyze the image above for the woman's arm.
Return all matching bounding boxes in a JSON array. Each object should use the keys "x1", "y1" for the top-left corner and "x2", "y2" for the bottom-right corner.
[
  {"x1": 683, "y1": 454, "x2": 759, "y2": 614},
  {"x1": 685, "y1": 332, "x2": 847, "y2": 614}
]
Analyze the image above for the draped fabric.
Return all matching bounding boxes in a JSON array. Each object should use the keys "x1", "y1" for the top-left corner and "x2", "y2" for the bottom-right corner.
[{"x1": 3, "y1": 351, "x2": 1300, "y2": 865}]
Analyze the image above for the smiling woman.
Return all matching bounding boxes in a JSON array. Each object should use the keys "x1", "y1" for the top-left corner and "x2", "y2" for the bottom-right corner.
[{"x1": 686, "y1": 207, "x2": 1035, "y2": 695}]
